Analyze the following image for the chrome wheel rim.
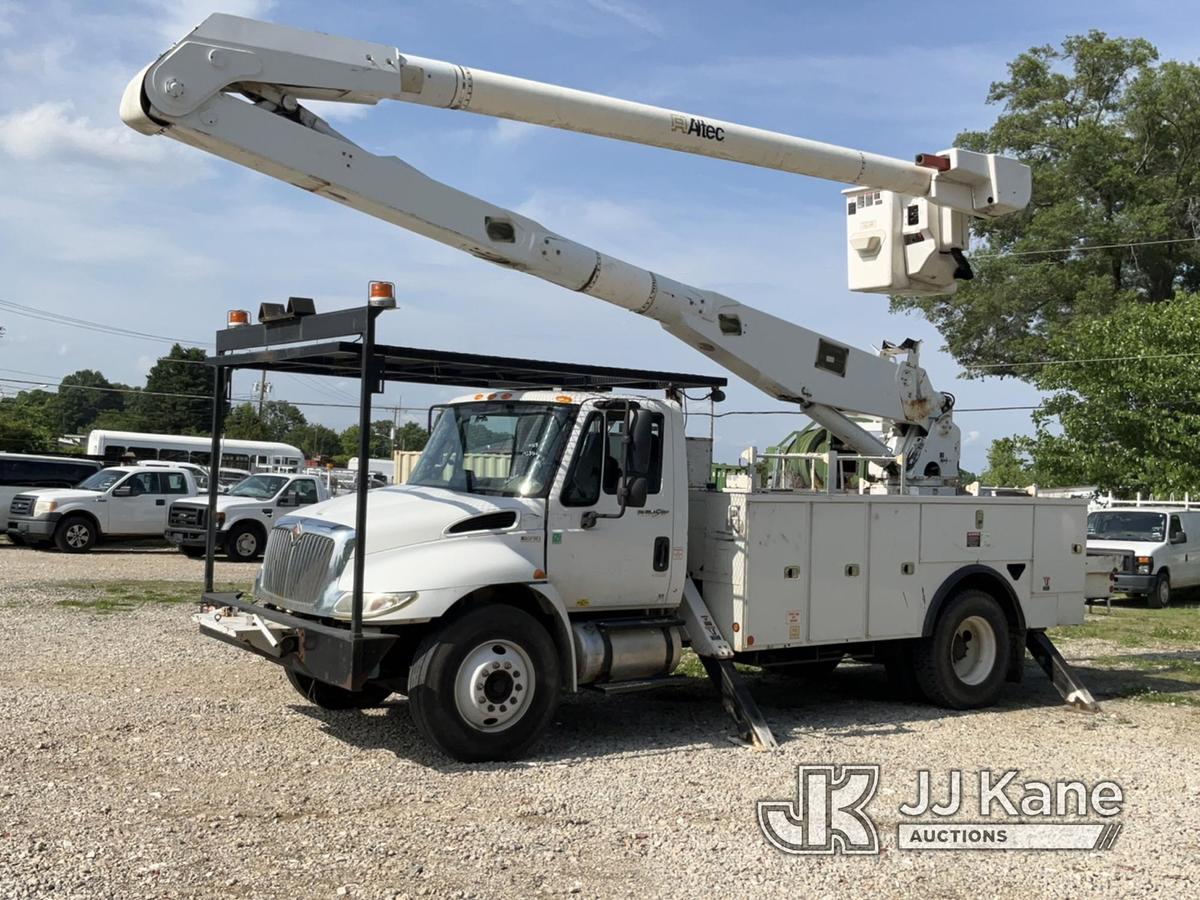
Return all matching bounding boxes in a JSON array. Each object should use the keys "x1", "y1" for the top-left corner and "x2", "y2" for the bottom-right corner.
[
  {"x1": 1158, "y1": 579, "x2": 1170, "y2": 606},
  {"x1": 951, "y1": 615, "x2": 997, "y2": 686},
  {"x1": 235, "y1": 531, "x2": 258, "y2": 556},
  {"x1": 454, "y1": 640, "x2": 535, "y2": 732},
  {"x1": 65, "y1": 524, "x2": 90, "y2": 548}
]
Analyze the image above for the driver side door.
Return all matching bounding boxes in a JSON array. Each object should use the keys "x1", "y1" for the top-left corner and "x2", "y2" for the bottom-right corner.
[{"x1": 107, "y1": 472, "x2": 165, "y2": 535}]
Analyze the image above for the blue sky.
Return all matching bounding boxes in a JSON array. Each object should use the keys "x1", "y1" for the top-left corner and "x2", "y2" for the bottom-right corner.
[{"x1": 1, "y1": 0, "x2": 1197, "y2": 470}]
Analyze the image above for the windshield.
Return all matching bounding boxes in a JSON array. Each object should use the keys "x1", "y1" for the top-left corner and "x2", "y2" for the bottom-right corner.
[
  {"x1": 77, "y1": 469, "x2": 126, "y2": 492},
  {"x1": 1087, "y1": 511, "x2": 1167, "y2": 542},
  {"x1": 228, "y1": 475, "x2": 288, "y2": 499},
  {"x1": 408, "y1": 401, "x2": 576, "y2": 497}
]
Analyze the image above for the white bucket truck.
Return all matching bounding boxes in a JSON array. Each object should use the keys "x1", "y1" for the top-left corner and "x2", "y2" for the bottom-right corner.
[{"x1": 121, "y1": 15, "x2": 1096, "y2": 760}]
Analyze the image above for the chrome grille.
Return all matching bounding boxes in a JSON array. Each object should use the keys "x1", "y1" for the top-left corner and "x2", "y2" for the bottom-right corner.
[
  {"x1": 9, "y1": 495, "x2": 33, "y2": 516},
  {"x1": 169, "y1": 504, "x2": 205, "y2": 528},
  {"x1": 259, "y1": 526, "x2": 337, "y2": 609}
]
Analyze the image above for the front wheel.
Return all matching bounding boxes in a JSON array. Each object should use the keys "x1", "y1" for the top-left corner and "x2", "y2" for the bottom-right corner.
[
  {"x1": 224, "y1": 523, "x2": 263, "y2": 562},
  {"x1": 407, "y1": 605, "x2": 560, "y2": 762},
  {"x1": 913, "y1": 590, "x2": 1010, "y2": 709},
  {"x1": 1148, "y1": 572, "x2": 1171, "y2": 608},
  {"x1": 285, "y1": 668, "x2": 392, "y2": 709},
  {"x1": 54, "y1": 515, "x2": 97, "y2": 553}
]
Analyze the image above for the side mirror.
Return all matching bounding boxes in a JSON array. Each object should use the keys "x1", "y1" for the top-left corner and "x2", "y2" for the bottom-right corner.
[
  {"x1": 628, "y1": 410, "x2": 655, "y2": 477},
  {"x1": 1171, "y1": 531, "x2": 1187, "y2": 545},
  {"x1": 620, "y1": 475, "x2": 649, "y2": 509},
  {"x1": 277, "y1": 493, "x2": 298, "y2": 508},
  {"x1": 112, "y1": 484, "x2": 132, "y2": 497}
]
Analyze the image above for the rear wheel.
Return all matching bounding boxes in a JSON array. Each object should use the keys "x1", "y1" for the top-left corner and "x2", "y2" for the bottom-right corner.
[
  {"x1": 408, "y1": 605, "x2": 560, "y2": 762},
  {"x1": 54, "y1": 515, "x2": 97, "y2": 553},
  {"x1": 180, "y1": 546, "x2": 205, "y2": 559},
  {"x1": 284, "y1": 668, "x2": 392, "y2": 710},
  {"x1": 914, "y1": 590, "x2": 1010, "y2": 709},
  {"x1": 225, "y1": 522, "x2": 263, "y2": 562},
  {"x1": 1148, "y1": 572, "x2": 1170, "y2": 608}
]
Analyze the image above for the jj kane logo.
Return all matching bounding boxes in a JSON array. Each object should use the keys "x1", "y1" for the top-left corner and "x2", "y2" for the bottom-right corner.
[
  {"x1": 670, "y1": 113, "x2": 725, "y2": 142},
  {"x1": 758, "y1": 766, "x2": 1124, "y2": 855}
]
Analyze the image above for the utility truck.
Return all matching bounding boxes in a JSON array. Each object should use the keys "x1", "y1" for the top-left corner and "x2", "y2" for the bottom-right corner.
[{"x1": 122, "y1": 14, "x2": 1098, "y2": 761}]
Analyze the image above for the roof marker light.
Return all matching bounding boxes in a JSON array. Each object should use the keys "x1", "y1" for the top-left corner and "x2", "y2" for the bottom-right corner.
[
  {"x1": 368, "y1": 280, "x2": 396, "y2": 309},
  {"x1": 227, "y1": 309, "x2": 250, "y2": 327}
]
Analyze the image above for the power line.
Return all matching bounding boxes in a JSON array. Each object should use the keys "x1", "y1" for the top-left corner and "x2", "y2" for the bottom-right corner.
[
  {"x1": 974, "y1": 235, "x2": 1200, "y2": 260},
  {"x1": 0, "y1": 298, "x2": 210, "y2": 346},
  {"x1": 964, "y1": 349, "x2": 1200, "y2": 371}
]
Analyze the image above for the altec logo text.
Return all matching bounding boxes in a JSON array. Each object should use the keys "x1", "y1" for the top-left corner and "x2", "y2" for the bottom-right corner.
[
  {"x1": 757, "y1": 766, "x2": 1125, "y2": 855},
  {"x1": 670, "y1": 113, "x2": 725, "y2": 142}
]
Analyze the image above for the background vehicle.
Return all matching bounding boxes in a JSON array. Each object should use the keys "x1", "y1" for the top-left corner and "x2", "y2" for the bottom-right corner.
[
  {"x1": 86, "y1": 429, "x2": 303, "y2": 473},
  {"x1": 8, "y1": 465, "x2": 198, "y2": 552},
  {"x1": 165, "y1": 472, "x2": 330, "y2": 561},
  {"x1": 348, "y1": 457, "x2": 395, "y2": 485},
  {"x1": 139, "y1": 459, "x2": 211, "y2": 492},
  {"x1": 1087, "y1": 506, "x2": 1200, "y2": 607},
  {"x1": 1, "y1": 453, "x2": 104, "y2": 542},
  {"x1": 126, "y1": 15, "x2": 1097, "y2": 762}
]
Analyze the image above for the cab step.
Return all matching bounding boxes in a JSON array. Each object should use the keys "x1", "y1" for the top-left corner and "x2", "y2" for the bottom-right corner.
[{"x1": 585, "y1": 675, "x2": 691, "y2": 694}]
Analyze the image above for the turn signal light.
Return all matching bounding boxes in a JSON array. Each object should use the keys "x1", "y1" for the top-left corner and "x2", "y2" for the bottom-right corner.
[{"x1": 227, "y1": 309, "x2": 250, "y2": 327}]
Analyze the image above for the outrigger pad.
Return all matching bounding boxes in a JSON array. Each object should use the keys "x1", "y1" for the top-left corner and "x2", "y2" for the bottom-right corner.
[
  {"x1": 699, "y1": 656, "x2": 779, "y2": 750},
  {"x1": 1026, "y1": 630, "x2": 1101, "y2": 712}
]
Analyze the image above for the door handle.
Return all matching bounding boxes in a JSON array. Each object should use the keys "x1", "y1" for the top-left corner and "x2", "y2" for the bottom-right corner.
[
  {"x1": 156, "y1": 499, "x2": 165, "y2": 506},
  {"x1": 653, "y1": 536, "x2": 670, "y2": 572}
]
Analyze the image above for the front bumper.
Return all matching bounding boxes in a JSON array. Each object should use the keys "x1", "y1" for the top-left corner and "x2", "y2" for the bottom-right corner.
[
  {"x1": 1112, "y1": 573, "x2": 1155, "y2": 594},
  {"x1": 6, "y1": 513, "x2": 61, "y2": 540},
  {"x1": 196, "y1": 592, "x2": 398, "y2": 690},
  {"x1": 165, "y1": 527, "x2": 223, "y2": 549}
]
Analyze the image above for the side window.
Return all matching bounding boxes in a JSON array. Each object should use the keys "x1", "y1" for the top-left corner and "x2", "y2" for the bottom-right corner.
[
  {"x1": 1170, "y1": 515, "x2": 1183, "y2": 538},
  {"x1": 125, "y1": 472, "x2": 158, "y2": 495},
  {"x1": 103, "y1": 445, "x2": 125, "y2": 463},
  {"x1": 160, "y1": 448, "x2": 188, "y2": 462},
  {"x1": 163, "y1": 472, "x2": 188, "y2": 494},
  {"x1": 561, "y1": 414, "x2": 605, "y2": 507},
  {"x1": 295, "y1": 480, "x2": 318, "y2": 504},
  {"x1": 600, "y1": 412, "x2": 664, "y2": 496},
  {"x1": 128, "y1": 446, "x2": 159, "y2": 460}
]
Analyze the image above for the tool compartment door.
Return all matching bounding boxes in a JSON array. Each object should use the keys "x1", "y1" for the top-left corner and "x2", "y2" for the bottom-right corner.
[
  {"x1": 809, "y1": 503, "x2": 868, "y2": 642},
  {"x1": 868, "y1": 502, "x2": 922, "y2": 638}
]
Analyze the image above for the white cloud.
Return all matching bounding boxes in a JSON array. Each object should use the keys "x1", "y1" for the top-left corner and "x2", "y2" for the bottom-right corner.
[
  {"x1": 303, "y1": 99, "x2": 373, "y2": 124},
  {"x1": 965, "y1": 430, "x2": 982, "y2": 445},
  {"x1": 0, "y1": 1, "x2": 18, "y2": 37},
  {"x1": 584, "y1": 0, "x2": 662, "y2": 37},
  {"x1": 146, "y1": 0, "x2": 275, "y2": 44},
  {"x1": 489, "y1": 118, "x2": 537, "y2": 146},
  {"x1": 0, "y1": 100, "x2": 170, "y2": 166}
]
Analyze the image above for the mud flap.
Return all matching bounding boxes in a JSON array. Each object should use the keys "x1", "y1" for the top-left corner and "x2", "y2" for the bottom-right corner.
[{"x1": 1026, "y1": 629, "x2": 1100, "y2": 712}]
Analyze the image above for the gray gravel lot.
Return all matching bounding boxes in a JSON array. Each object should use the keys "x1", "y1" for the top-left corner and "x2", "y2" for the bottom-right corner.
[{"x1": 1, "y1": 539, "x2": 1198, "y2": 899}]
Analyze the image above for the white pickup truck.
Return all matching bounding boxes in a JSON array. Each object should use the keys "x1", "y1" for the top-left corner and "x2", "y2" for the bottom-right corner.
[
  {"x1": 6, "y1": 465, "x2": 199, "y2": 552},
  {"x1": 165, "y1": 473, "x2": 331, "y2": 562}
]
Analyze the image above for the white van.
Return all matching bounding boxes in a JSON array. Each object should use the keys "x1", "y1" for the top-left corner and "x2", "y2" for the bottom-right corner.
[
  {"x1": 1, "y1": 453, "x2": 103, "y2": 539},
  {"x1": 1086, "y1": 506, "x2": 1200, "y2": 607}
]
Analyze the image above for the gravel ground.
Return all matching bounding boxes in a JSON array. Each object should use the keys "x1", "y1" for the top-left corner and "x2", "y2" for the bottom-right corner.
[{"x1": 2, "y1": 540, "x2": 1198, "y2": 899}]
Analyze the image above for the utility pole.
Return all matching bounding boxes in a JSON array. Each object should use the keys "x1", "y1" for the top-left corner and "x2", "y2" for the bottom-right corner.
[{"x1": 256, "y1": 369, "x2": 270, "y2": 415}]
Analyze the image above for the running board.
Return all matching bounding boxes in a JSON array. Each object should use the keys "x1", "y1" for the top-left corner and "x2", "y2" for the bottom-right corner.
[
  {"x1": 586, "y1": 675, "x2": 690, "y2": 694},
  {"x1": 699, "y1": 656, "x2": 779, "y2": 750},
  {"x1": 1026, "y1": 630, "x2": 1100, "y2": 712}
]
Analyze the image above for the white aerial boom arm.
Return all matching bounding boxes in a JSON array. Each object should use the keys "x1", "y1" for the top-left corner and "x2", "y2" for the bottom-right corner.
[{"x1": 121, "y1": 14, "x2": 1031, "y2": 487}]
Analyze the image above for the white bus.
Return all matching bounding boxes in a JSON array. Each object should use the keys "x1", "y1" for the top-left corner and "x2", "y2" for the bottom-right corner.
[{"x1": 85, "y1": 430, "x2": 304, "y2": 474}]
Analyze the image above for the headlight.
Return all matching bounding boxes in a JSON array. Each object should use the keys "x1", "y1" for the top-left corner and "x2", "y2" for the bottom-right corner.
[
  {"x1": 332, "y1": 590, "x2": 418, "y2": 619},
  {"x1": 215, "y1": 511, "x2": 226, "y2": 527},
  {"x1": 33, "y1": 499, "x2": 57, "y2": 516},
  {"x1": 1136, "y1": 556, "x2": 1152, "y2": 575}
]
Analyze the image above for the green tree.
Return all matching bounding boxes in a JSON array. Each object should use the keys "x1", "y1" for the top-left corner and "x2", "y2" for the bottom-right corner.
[
  {"x1": 56, "y1": 369, "x2": 124, "y2": 434},
  {"x1": 260, "y1": 401, "x2": 306, "y2": 442},
  {"x1": 131, "y1": 345, "x2": 214, "y2": 434},
  {"x1": 225, "y1": 403, "x2": 269, "y2": 441},
  {"x1": 287, "y1": 422, "x2": 341, "y2": 459},
  {"x1": 892, "y1": 32, "x2": 1200, "y2": 374},
  {"x1": 395, "y1": 421, "x2": 429, "y2": 452},
  {"x1": 979, "y1": 437, "x2": 1034, "y2": 487},
  {"x1": 339, "y1": 420, "x2": 395, "y2": 458},
  {"x1": 1014, "y1": 291, "x2": 1200, "y2": 496}
]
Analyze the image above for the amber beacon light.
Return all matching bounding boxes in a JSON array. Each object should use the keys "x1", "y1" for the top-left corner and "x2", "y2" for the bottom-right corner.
[{"x1": 368, "y1": 280, "x2": 397, "y2": 309}]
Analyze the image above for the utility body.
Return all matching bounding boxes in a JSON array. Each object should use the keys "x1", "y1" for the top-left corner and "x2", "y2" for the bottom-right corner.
[{"x1": 123, "y1": 15, "x2": 1096, "y2": 760}]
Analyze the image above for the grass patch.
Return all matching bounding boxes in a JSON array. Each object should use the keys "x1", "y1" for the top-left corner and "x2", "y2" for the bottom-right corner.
[
  {"x1": 1050, "y1": 603, "x2": 1200, "y2": 649},
  {"x1": 52, "y1": 580, "x2": 251, "y2": 614}
]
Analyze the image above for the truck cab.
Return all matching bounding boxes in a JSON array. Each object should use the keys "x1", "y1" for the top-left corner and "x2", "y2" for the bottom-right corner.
[
  {"x1": 166, "y1": 472, "x2": 331, "y2": 561},
  {"x1": 1086, "y1": 506, "x2": 1200, "y2": 607},
  {"x1": 7, "y1": 465, "x2": 197, "y2": 552}
]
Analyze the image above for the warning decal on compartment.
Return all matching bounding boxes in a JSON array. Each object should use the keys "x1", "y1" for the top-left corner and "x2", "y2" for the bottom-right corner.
[
  {"x1": 787, "y1": 609, "x2": 802, "y2": 641},
  {"x1": 966, "y1": 531, "x2": 981, "y2": 548}
]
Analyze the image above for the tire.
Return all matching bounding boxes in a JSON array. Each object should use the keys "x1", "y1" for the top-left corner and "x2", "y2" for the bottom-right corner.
[
  {"x1": 913, "y1": 589, "x2": 1010, "y2": 709},
  {"x1": 771, "y1": 655, "x2": 843, "y2": 679},
  {"x1": 407, "y1": 605, "x2": 560, "y2": 762},
  {"x1": 54, "y1": 515, "x2": 98, "y2": 553},
  {"x1": 284, "y1": 668, "x2": 392, "y2": 710},
  {"x1": 1148, "y1": 572, "x2": 1170, "y2": 609},
  {"x1": 224, "y1": 522, "x2": 264, "y2": 562},
  {"x1": 7, "y1": 534, "x2": 25, "y2": 547},
  {"x1": 180, "y1": 546, "x2": 205, "y2": 559}
]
